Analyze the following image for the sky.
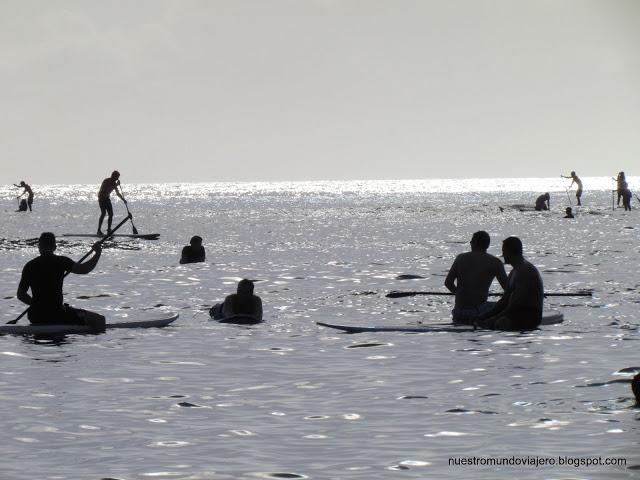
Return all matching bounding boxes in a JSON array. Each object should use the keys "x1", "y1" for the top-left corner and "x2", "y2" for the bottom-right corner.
[{"x1": 1, "y1": 0, "x2": 639, "y2": 184}]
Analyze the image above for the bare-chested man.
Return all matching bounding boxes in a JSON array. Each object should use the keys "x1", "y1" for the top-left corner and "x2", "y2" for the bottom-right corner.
[
  {"x1": 561, "y1": 171, "x2": 583, "y2": 206},
  {"x1": 445, "y1": 231, "x2": 508, "y2": 325},
  {"x1": 477, "y1": 236, "x2": 544, "y2": 331},
  {"x1": 97, "y1": 170, "x2": 126, "y2": 235}
]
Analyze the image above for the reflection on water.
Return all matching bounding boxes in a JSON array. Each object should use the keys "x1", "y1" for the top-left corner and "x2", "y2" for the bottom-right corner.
[{"x1": 0, "y1": 180, "x2": 639, "y2": 479}]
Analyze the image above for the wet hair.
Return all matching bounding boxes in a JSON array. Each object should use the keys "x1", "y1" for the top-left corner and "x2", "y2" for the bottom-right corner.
[
  {"x1": 237, "y1": 279, "x2": 254, "y2": 295},
  {"x1": 190, "y1": 235, "x2": 202, "y2": 246},
  {"x1": 502, "y1": 236, "x2": 523, "y2": 256},
  {"x1": 38, "y1": 232, "x2": 56, "y2": 250},
  {"x1": 111, "y1": 170, "x2": 120, "y2": 179},
  {"x1": 632, "y1": 373, "x2": 640, "y2": 405},
  {"x1": 471, "y1": 231, "x2": 490, "y2": 250}
]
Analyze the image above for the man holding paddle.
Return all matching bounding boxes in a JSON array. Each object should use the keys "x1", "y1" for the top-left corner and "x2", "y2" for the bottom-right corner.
[
  {"x1": 97, "y1": 170, "x2": 126, "y2": 235},
  {"x1": 16, "y1": 232, "x2": 105, "y2": 330},
  {"x1": 445, "y1": 231, "x2": 507, "y2": 325}
]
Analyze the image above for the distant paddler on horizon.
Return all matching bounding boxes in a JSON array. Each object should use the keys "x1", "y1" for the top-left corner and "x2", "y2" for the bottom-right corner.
[
  {"x1": 14, "y1": 180, "x2": 34, "y2": 211},
  {"x1": 444, "y1": 231, "x2": 507, "y2": 325},
  {"x1": 97, "y1": 170, "x2": 126, "y2": 236},
  {"x1": 561, "y1": 171, "x2": 583, "y2": 206}
]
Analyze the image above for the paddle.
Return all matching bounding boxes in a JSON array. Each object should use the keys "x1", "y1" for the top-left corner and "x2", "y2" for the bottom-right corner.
[
  {"x1": 7, "y1": 213, "x2": 132, "y2": 325},
  {"x1": 386, "y1": 290, "x2": 593, "y2": 299},
  {"x1": 117, "y1": 182, "x2": 138, "y2": 235}
]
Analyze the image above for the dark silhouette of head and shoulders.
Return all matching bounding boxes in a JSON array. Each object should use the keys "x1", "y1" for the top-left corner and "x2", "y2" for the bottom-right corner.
[
  {"x1": 180, "y1": 236, "x2": 205, "y2": 264},
  {"x1": 210, "y1": 279, "x2": 263, "y2": 323}
]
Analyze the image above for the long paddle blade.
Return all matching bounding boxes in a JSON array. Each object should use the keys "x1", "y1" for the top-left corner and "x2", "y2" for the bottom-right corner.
[{"x1": 7, "y1": 214, "x2": 132, "y2": 325}]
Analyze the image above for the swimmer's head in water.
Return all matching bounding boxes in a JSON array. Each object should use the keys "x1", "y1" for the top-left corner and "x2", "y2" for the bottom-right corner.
[
  {"x1": 190, "y1": 235, "x2": 203, "y2": 247},
  {"x1": 470, "y1": 231, "x2": 490, "y2": 250},
  {"x1": 632, "y1": 373, "x2": 640, "y2": 405},
  {"x1": 566, "y1": 207, "x2": 572, "y2": 214},
  {"x1": 111, "y1": 170, "x2": 120, "y2": 180},
  {"x1": 38, "y1": 232, "x2": 56, "y2": 254},
  {"x1": 237, "y1": 279, "x2": 254, "y2": 296}
]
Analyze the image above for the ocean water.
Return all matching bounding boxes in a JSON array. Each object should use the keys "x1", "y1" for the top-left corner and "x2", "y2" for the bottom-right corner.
[{"x1": 0, "y1": 177, "x2": 639, "y2": 480}]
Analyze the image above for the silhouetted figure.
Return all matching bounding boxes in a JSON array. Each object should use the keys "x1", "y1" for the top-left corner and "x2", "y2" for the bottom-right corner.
[
  {"x1": 477, "y1": 237, "x2": 544, "y2": 331},
  {"x1": 18, "y1": 199, "x2": 28, "y2": 212},
  {"x1": 17, "y1": 232, "x2": 105, "y2": 331},
  {"x1": 561, "y1": 171, "x2": 583, "y2": 206},
  {"x1": 180, "y1": 236, "x2": 205, "y2": 264},
  {"x1": 615, "y1": 172, "x2": 627, "y2": 206},
  {"x1": 14, "y1": 181, "x2": 34, "y2": 211},
  {"x1": 535, "y1": 193, "x2": 550, "y2": 211},
  {"x1": 210, "y1": 279, "x2": 263, "y2": 322},
  {"x1": 444, "y1": 231, "x2": 507, "y2": 325},
  {"x1": 97, "y1": 171, "x2": 126, "y2": 235},
  {"x1": 564, "y1": 207, "x2": 574, "y2": 219},
  {"x1": 632, "y1": 373, "x2": 640, "y2": 406}
]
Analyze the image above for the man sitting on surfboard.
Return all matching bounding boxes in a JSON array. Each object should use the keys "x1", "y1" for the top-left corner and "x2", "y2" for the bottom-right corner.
[
  {"x1": 445, "y1": 231, "x2": 507, "y2": 325},
  {"x1": 210, "y1": 279, "x2": 263, "y2": 322},
  {"x1": 17, "y1": 232, "x2": 105, "y2": 331},
  {"x1": 97, "y1": 170, "x2": 126, "y2": 236},
  {"x1": 180, "y1": 235, "x2": 206, "y2": 264},
  {"x1": 535, "y1": 193, "x2": 550, "y2": 211},
  {"x1": 477, "y1": 236, "x2": 544, "y2": 331}
]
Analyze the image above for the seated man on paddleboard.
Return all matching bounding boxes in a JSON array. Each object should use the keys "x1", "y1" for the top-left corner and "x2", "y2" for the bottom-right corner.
[
  {"x1": 180, "y1": 235, "x2": 206, "y2": 264},
  {"x1": 210, "y1": 279, "x2": 263, "y2": 322},
  {"x1": 445, "y1": 231, "x2": 507, "y2": 325},
  {"x1": 535, "y1": 192, "x2": 550, "y2": 211},
  {"x1": 17, "y1": 232, "x2": 105, "y2": 331},
  {"x1": 476, "y1": 236, "x2": 544, "y2": 331},
  {"x1": 97, "y1": 170, "x2": 126, "y2": 236}
]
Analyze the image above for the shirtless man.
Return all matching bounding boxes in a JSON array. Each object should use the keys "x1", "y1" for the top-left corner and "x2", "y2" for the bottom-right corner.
[
  {"x1": 562, "y1": 171, "x2": 583, "y2": 206},
  {"x1": 180, "y1": 235, "x2": 206, "y2": 264},
  {"x1": 477, "y1": 236, "x2": 544, "y2": 331},
  {"x1": 97, "y1": 171, "x2": 126, "y2": 235},
  {"x1": 444, "y1": 231, "x2": 508, "y2": 325},
  {"x1": 14, "y1": 181, "x2": 34, "y2": 211},
  {"x1": 535, "y1": 193, "x2": 550, "y2": 211},
  {"x1": 615, "y1": 172, "x2": 627, "y2": 206},
  {"x1": 210, "y1": 279, "x2": 263, "y2": 322}
]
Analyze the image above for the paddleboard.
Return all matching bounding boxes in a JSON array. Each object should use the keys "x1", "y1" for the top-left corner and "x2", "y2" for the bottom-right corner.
[
  {"x1": 317, "y1": 312, "x2": 563, "y2": 333},
  {"x1": 63, "y1": 233, "x2": 160, "y2": 240},
  {"x1": 0, "y1": 313, "x2": 178, "y2": 335},
  {"x1": 215, "y1": 314, "x2": 262, "y2": 325}
]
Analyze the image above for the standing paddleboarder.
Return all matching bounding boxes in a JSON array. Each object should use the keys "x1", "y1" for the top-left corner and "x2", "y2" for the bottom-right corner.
[
  {"x1": 14, "y1": 181, "x2": 34, "y2": 211},
  {"x1": 97, "y1": 170, "x2": 126, "y2": 235},
  {"x1": 561, "y1": 171, "x2": 583, "y2": 206}
]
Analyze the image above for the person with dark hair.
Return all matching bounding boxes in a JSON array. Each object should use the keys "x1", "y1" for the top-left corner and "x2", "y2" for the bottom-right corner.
[
  {"x1": 564, "y1": 207, "x2": 574, "y2": 219},
  {"x1": 632, "y1": 373, "x2": 640, "y2": 406},
  {"x1": 180, "y1": 236, "x2": 206, "y2": 264},
  {"x1": 97, "y1": 170, "x2": 126, "y2": 236},
  {"x1": 615, "y1": 172, "x2": 627, "y2": 206},
  {"x1": 16, "y1": 232, "x2": 105, "y2": 331},
  {"x1": 445, "y1": 231, "x2": 508, "y2": 324},
  {"x1": 535, "y1": 193, "x2": 550, "y2": 211},
  {"x1": 561, "y1": 171, "x2": 583, "y2": 206},
  {"x1": 210, "y1": 279, "x2": 263, "y2": 322},
  {"x1": 14, "y1": 181, "x2": 34, "y2": 211},
  {"x1": 477, "y1": 236, "x2": 544, "y2": 331}
]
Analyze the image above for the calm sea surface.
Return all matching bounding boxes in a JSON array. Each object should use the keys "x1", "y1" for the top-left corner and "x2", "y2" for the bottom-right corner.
[{"x1": 0, "y1": 178, "x2": 639, "y2": 479}]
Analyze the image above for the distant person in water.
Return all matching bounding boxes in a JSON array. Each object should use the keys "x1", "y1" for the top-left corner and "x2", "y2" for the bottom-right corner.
[
  {"x1": 615, "y1": 172, "x2": 627, "y2": 206},
  {"x1": 17, "y1": 232, "x2": 105, "y2": 331},
  {"x1": 97, "y1": 170, "x2": 126, "y2": 235},
  {"x1": 632, "y1": 373, "x2": 640, "y2": 406},
  {"x1": 14, "y1": 181, "x2": 34, "y2": 211},
  {"x1": 564, "y1": 207, "x2": 574, "y2": 219},
  {"x1": 535, "y1": 193, "x2": 550, "y2": 211},
  {"x1": 444, "y1": 231, "x2": 508, "y2": 325},
  {"x1": 180, "y1": 236, "x2": 205, "y2": 264},
  {"x1": 561, "y1": 171, "x2": 583, "y2": 206},
  {"x1": 477, "y1": 236, "x2": 544, "y2": 331},
  {"x1": 210, "y1": 279, "x2": 263, "y2": 321}
]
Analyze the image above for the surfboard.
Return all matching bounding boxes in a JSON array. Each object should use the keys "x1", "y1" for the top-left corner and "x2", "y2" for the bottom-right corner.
[
  {"x1": 215, "y1": 314, "x2": 262, "y2": 325},
  {"x1": 63, "y1": 233, "x2": 160, "y2": 240},
  {"x1": 0, "y1": 313, "x2": 178, "y2": 335},
  {"x1": 317, "y1": 312, "x2": 563, "y2": 333}
]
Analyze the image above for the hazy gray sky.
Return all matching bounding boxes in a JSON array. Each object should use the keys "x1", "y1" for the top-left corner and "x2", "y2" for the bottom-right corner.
[{"x1": 1, "y1": 0, "x2": 639, "y2": 183}]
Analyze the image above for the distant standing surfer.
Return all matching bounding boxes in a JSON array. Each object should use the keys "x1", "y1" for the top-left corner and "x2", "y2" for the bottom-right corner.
[
  {"x1": 534, "y1": 193, "x2": 550, "y2": 211},
  {"x1": 97, "y1": 170, "x2": 126, "y2": 235},
  {"x1": 615, "y1": 172, "x2": 627, "y2": 207},
  {"x1": 561, "y1": 171, "x2": 583, "y2": 206},
  {"x1": 14, "y1": 181, "x2": 34, "y2": 211}
]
